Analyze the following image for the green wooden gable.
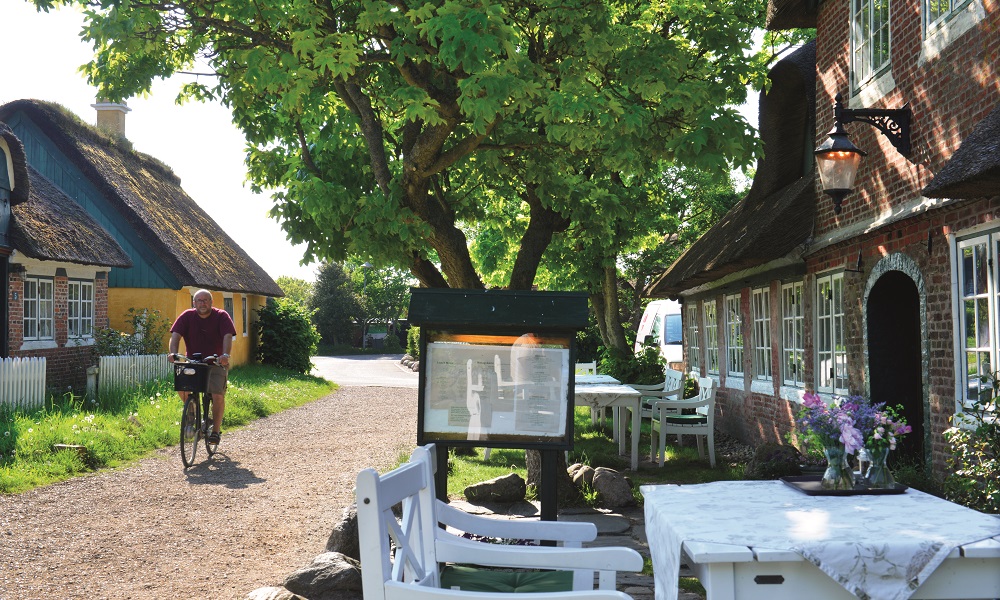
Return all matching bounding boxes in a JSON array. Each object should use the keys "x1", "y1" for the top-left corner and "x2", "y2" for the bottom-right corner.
[{"x1": 5, "y1": 111, "x2": 179, "y2": 289}]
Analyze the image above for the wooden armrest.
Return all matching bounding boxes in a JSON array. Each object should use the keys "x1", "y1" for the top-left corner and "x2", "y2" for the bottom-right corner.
[
  {"x1": 652, "y1": 398, "x2": 709, "y2": 411},
  {"x1": 436, "y1": 535, "x2": 644, "y2": 573},
  {"x1": 633, "y1": 388, "x2": 683, "y2": 399},
  {"x1": 384, "y1": 580, "x2": 634, "y2": 599},
  {"x1": 437, "y1": 501, "x2": 597, "y2": 544}
]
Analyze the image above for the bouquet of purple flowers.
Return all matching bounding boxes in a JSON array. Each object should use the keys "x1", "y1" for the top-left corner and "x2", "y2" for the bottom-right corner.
[{"x1": 797, "y1": 392, "x2": 911, "y2": 454}]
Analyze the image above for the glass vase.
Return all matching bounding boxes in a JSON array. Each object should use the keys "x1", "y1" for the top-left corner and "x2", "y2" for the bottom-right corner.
[
  {"x1": 865, "y1": 446, "x2": 895, "y2": 489},
  {"x1": 821, "y1": 444, "x2": 855, "y2": 490}
]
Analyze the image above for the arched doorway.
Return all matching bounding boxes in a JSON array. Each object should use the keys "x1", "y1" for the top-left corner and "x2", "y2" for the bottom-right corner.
[{"x1": 866, "y1": 270, "x2": 925, "y2": 466}]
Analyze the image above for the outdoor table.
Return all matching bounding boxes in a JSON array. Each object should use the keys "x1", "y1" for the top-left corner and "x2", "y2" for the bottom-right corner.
[
  {"x1": 575, "y1": 374, "x2": 621, "y2": 430},
  {"x1": 575, "y1": 374, "x2": 621, "y2": 385},
  {"x1": 641, "y1": 480, "x2": 1000, "y2": 600},
  {"x1": 574, "y1": 383, "x2": 641, "y2": 470}
]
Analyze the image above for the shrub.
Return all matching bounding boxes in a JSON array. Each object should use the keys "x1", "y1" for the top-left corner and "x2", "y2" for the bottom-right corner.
[
  {"x1": 383, "y1": 331, "x2": 403, "y2": 353},
  {"x1": 598, "y1": 346, "x2": 664, "y2": 385},
  {"x1": 93, "y1": 308, "x2": 171, "y2": 356},
  {"x1": 256, "y1": 298, "x2": 321, "y2": 374},
  {"x1": 943, "y1": 385, "x2": 999, "y2": 513},
  {"x1": 407, "y1": 325, "x2": 421, "y2": 360}
]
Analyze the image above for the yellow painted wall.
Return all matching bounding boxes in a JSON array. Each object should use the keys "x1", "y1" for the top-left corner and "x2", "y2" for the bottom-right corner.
[{"x1": 108, "y1": 288, "x2": 269, "y2": 366}]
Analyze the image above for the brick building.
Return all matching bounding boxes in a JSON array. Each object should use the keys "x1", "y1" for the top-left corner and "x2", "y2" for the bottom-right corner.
[{"x1": 652, "y1": 0, "x2": 999, "y2": 475}]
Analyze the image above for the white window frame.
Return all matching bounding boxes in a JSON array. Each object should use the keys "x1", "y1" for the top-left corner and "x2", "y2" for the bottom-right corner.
[
  {"x1": 23, "y1": 276, "x2": 54, "y2": 341},
  {"x1": 781, "y1": 282, "x2": 806, "y2": 388},
  {"x1": 851, "y1": 0, "x2": 892, "y2": 93},
  {"x1": 725, "y1": 293, "x2": 744, "y2": 378},
  {"x1": 242, "y1": 296, "x2": 249, "y2": 336},
  {"x1": 223, "y1": 295, "x2": 235, "y2": 320},
  {"x1": 686, "y1": 304, "x2": 700, "y2": 372},
  {"x1": 957, "y1": 234, "x2": 996, "y2": 405},
  {"x1": 751, "y1": 287, "x2": 772, "y2": 381},
  {"x1": 67, "y1": 279, "x2": 95, "y2": 339},
  {"x1": 704, "y1": 300, "x2": 719, "y2": 375},
  {"x1": 816, "y1": 272, "x2": 848, "y2": 395}
]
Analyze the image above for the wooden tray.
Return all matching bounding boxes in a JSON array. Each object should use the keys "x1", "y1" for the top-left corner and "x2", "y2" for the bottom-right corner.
[{"x1": 780, "y1": 475, "x2": 908, "y2": 496}]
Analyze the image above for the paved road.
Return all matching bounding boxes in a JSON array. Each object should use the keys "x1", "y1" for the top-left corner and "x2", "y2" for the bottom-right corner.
[{"x1": 311, "y1": 353, "x2": 419, "y2": 388}]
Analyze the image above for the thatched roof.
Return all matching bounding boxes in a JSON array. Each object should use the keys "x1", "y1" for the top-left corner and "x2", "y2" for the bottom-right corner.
[
  {"x1": 11, "y1": 166, "x2": 132, "y2": 267},
  {"x1": 766, "y1": 0, "x2": 819, "y2": 30},
  {"x1": 650, "y1": 42, "x2": 817, "y2": 298},
  {"x1": 0, "y1": 100, "x2": 283, "y2": 297},
  {"x1": 922, "y1": 103, "x2": 1000, "y2": 199},
  {"x1": 0, "y1": 122, "x2": 31, "y2": 205}
]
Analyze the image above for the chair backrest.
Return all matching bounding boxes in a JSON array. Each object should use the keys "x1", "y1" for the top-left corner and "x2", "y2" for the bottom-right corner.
[
  {"x1": 575, "y1": 361, "x2": 597, "y2": 375},
  {"x1": 662, "y1": 368, "x2": 684, "y2": 399},
  {"x1": 697, "y1": 377, "x2": 716, "y2": 422},
  {"x1": 356, "y1": 445, "x2": 441, "y2": 600}
]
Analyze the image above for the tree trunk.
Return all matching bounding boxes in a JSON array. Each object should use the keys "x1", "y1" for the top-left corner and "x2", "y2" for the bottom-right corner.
[
  {"x1": 525, "y1": 450, "x2": 578, "y2": 504},
  {"x1": 592, "y1": 265, "x2": 630, "y2": 352}
]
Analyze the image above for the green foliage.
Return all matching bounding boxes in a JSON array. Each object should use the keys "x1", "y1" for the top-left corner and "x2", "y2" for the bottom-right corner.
[
  {"x1": 55, "y1": 0, "x2": 768, "y2": 293},
  {"x1": 598, "y1": 346, "x2": 664, "y2": 385},
  {"x1": 311, "y1": 262, "x2": 360, "y2": 346},
  {"x1": 407, "y1": 325, "x2": 421, "y2": 359},
  {"x1": 943, "y1": 383, "x2": 999, "y2": 513},
  {"x1": 92, "y1": 308, "x2": 171, "y2": 356},
  {"x1": 0, "y1": 365, "x2": 334, "y2": 493},
  {"x1": 256, "y1": 298, "x2": 321, "y2": 374},
  {"x1": 276, "y1": 276, "x2": 315, "y2": 309},
  {"x1": 382, "y1": 331, "x2": 403, "y2": 353}
]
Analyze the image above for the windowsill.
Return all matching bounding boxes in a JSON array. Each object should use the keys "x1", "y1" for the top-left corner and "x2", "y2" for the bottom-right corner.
[
  {"x1": 750, "y1": 379, "x2": 774, "y2": 395},
  {"x1": 19, "y1": 340, "x2": 58, "y2": 351},
  {"x1": 779, "y1": 386, "x2": 807, "y2": 404},
  {"x1": 851, "y1": 70, "x2": 896, "y2": 108},
  {"x1": 67, "y1": 337, "x2": 96, "y2": 347},
  {"x1": 919, "y1": 1, "x2": 985, "y2": 65}
]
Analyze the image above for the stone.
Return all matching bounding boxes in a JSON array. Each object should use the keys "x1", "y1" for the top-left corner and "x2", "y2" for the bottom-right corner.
[
  {"x1": 571, "y1": 464, "x2": 596, "y2": 488},
  {"x1": 464, "y1": 472, "x2": 527, "y2": 504},
  {"x1": 325, "y1": 504, "x2": 359, "y2": 560},
  {"x1": 592, "y1": 467, "x2": 635, "y2": 508},
  {"x1": 244, "y1": 587, "x2": 307, "y2": 600},
  {"x1": 743, "y1": 443, "x2": 803, "y2": 480},
  {"x1": 283, "y1": 552, "x2": 362, "y2": 600}
]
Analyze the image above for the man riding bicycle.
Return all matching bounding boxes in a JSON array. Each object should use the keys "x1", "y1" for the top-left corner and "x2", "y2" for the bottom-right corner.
[{"x1": 168, "y1": 289, "x2": 237, "y2": 445}]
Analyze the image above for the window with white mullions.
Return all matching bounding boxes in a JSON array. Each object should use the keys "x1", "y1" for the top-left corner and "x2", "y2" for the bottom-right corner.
[
  {"x1": 725, "y1": 294, "x2": 744, "y2": 378},
  {"x1": 23, "y1": 276, "x2": 54, "y2": 341},
  {"x1": 816, "y1": 272, "x2": 848, "y2": 394},
  {"x1": 686, "y1": 304, "x2": 700, "y2": 371},
  {"x1": 924, "y1": 0, "x2": 974, "y2": 33},
  {"x1": 957, "y1": 237, "x2": 994, "y2": 403},
  {"x1": 781, "y1": 282, "x2": 805, "y2": 388},
  {"x1": 752, "y1": 287, "x2": 772, "y2": 381},
  {"x1": 852, "y1": 0, "x2": 892, "y2": 91},
  {"x1": 68, "y1": 280, "x2": 95, "y2": 338},
  {"x1": 704, "y1": 300, "x2": 719, "y2": 375}
]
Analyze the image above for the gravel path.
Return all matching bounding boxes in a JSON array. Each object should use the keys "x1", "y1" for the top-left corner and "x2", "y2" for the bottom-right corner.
[{"x1": 0, "y1": 386, "x2": 418, "y2": 600}]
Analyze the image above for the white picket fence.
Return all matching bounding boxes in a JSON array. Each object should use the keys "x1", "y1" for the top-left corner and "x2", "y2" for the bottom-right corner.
[
  {"x1": 0, "y1": 356, "x2": 47, "y2": 411},
  {"x1": 97, "y1": 354, "x2": 172, "y2": 398}
]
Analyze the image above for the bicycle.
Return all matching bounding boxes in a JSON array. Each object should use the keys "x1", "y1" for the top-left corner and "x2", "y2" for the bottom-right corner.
[{"x1": 171, "y1": 353, "x2": 220, "y2": 468}]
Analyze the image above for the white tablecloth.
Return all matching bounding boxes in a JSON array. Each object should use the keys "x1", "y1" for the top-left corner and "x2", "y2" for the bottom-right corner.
[{"x1": 642, "y1": 480, "x2": 1000, "y2": 600}]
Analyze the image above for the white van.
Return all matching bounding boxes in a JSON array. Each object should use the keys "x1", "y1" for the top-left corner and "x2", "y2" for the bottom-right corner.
[{"x1": 634, "y1": 300, "x2": 683, "y2": 365}]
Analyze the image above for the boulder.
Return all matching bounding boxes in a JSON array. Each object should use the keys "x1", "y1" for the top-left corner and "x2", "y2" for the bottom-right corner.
[
  {"x1": 283, "y1": 552, "x2": 363, "y2": 600},
  {"x1": 244, "y1": 587, "x2": 307, "y2": 600},
  {"x1": 325, "y1": 504, "x2": 359, "y2": 561},
  {"x1": 464, "y1": 472, "x2": 527, "y2": 504},
  {"x1": 570, "y1": 464, "x2": 596, "y2": 488},
  {"x1": 592, "y1": 467, "x2": 635, "y2": 508}
]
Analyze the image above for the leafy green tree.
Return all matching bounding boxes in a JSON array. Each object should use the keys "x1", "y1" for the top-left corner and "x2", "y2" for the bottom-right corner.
[
  {"x1": 351, "y1": 262, "x2": 415, "y2": 348},
  {"x1": 276, "y1": 276, "x2": 314, "y2": 310},
  {"x1": 45, "y1": 0, "x2": 766, "y2": 304},
  {"x1": 311, "y1": 262, "x2": 360, "y2": 346},
  {"x1": 256, "y1": 297, "x2": 320, "y2": 374}
]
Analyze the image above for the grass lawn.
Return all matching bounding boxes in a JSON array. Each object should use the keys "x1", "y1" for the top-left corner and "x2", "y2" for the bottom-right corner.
[{"x1": 0, "y1": 364, "x2": 335, "y2": 494}]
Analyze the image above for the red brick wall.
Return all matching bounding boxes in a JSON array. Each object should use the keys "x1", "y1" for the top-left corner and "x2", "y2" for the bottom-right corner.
[{"x1": 6, "y1": 268, "x2": 106, "y2": 396}]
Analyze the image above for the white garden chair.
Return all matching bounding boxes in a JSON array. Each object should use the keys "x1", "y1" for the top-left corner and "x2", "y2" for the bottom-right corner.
[
  {"x1": 650, "y1": 377, "x2": 717, "y2": 468},
  {"x1": 625, "y1": 368, "x2": 685, "y2": 461}
]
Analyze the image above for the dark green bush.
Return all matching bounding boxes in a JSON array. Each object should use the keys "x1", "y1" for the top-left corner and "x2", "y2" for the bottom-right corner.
[
  {"x1": 943, "y1": 385, "x2": 999, "y2": 513},
  {"x1": 407, "y1": 325, "x2": 421, "y2": 359},
  {"x1": 256, "y1": 298, "x2": 321, "y2": 374},
  {"x1": 93, "y1": 308, "x2": 171, "y2": 356},
  {"x1": 598, "y1": 346, "x2": 664, "y2": 384}
]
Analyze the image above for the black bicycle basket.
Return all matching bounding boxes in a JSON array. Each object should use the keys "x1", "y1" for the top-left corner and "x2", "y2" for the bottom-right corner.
[{"x1": 173, "y1": 362, "x2": 210, "y2": 392}]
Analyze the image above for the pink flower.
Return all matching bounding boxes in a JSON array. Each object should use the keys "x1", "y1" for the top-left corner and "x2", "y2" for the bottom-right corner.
[
  {"x1": 840, "y1": 424, "x2": 864, "y2": 454},
  {"x1": 803, "y1": 392, "x2": 823, "y2": 409}
]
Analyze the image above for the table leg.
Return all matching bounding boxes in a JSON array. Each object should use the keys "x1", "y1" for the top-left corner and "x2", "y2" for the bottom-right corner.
[{"x1": 630, "y1": 401, "x2": 640, "y2": 471}]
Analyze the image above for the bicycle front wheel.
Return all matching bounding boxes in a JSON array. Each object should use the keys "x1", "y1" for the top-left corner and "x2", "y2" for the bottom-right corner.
[
  {"x1": 180, "y1": 395, "x2": 200, "y2": 468},
  {"x1": 204, "y1": 394, "x2": 218, "y2": 456}
]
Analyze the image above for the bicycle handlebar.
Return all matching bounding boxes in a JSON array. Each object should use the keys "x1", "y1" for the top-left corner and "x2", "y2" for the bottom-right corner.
[{"x1": 170, "y1": 353, "x2": 219, "y2": 365}]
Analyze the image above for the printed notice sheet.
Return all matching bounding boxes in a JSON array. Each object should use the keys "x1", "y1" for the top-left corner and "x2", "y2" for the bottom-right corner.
[{"x1": 423, "y1": 339, "x2": 569, "y2": 441}]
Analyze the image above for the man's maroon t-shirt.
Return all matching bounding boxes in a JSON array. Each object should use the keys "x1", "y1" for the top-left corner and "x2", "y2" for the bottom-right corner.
[{"x1": 170, "y1": 307, "x2": 238, "y2": 357}]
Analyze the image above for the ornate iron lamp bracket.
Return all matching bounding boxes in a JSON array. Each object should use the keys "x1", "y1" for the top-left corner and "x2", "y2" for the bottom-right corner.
[{"x1": 834, "y1": 93, "x2": 911, "y2": 156}]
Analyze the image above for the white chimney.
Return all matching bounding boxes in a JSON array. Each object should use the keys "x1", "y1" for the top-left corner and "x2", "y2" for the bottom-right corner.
[{"x1": 91, "y1": 98, "x2": 131, "y2": 137}]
